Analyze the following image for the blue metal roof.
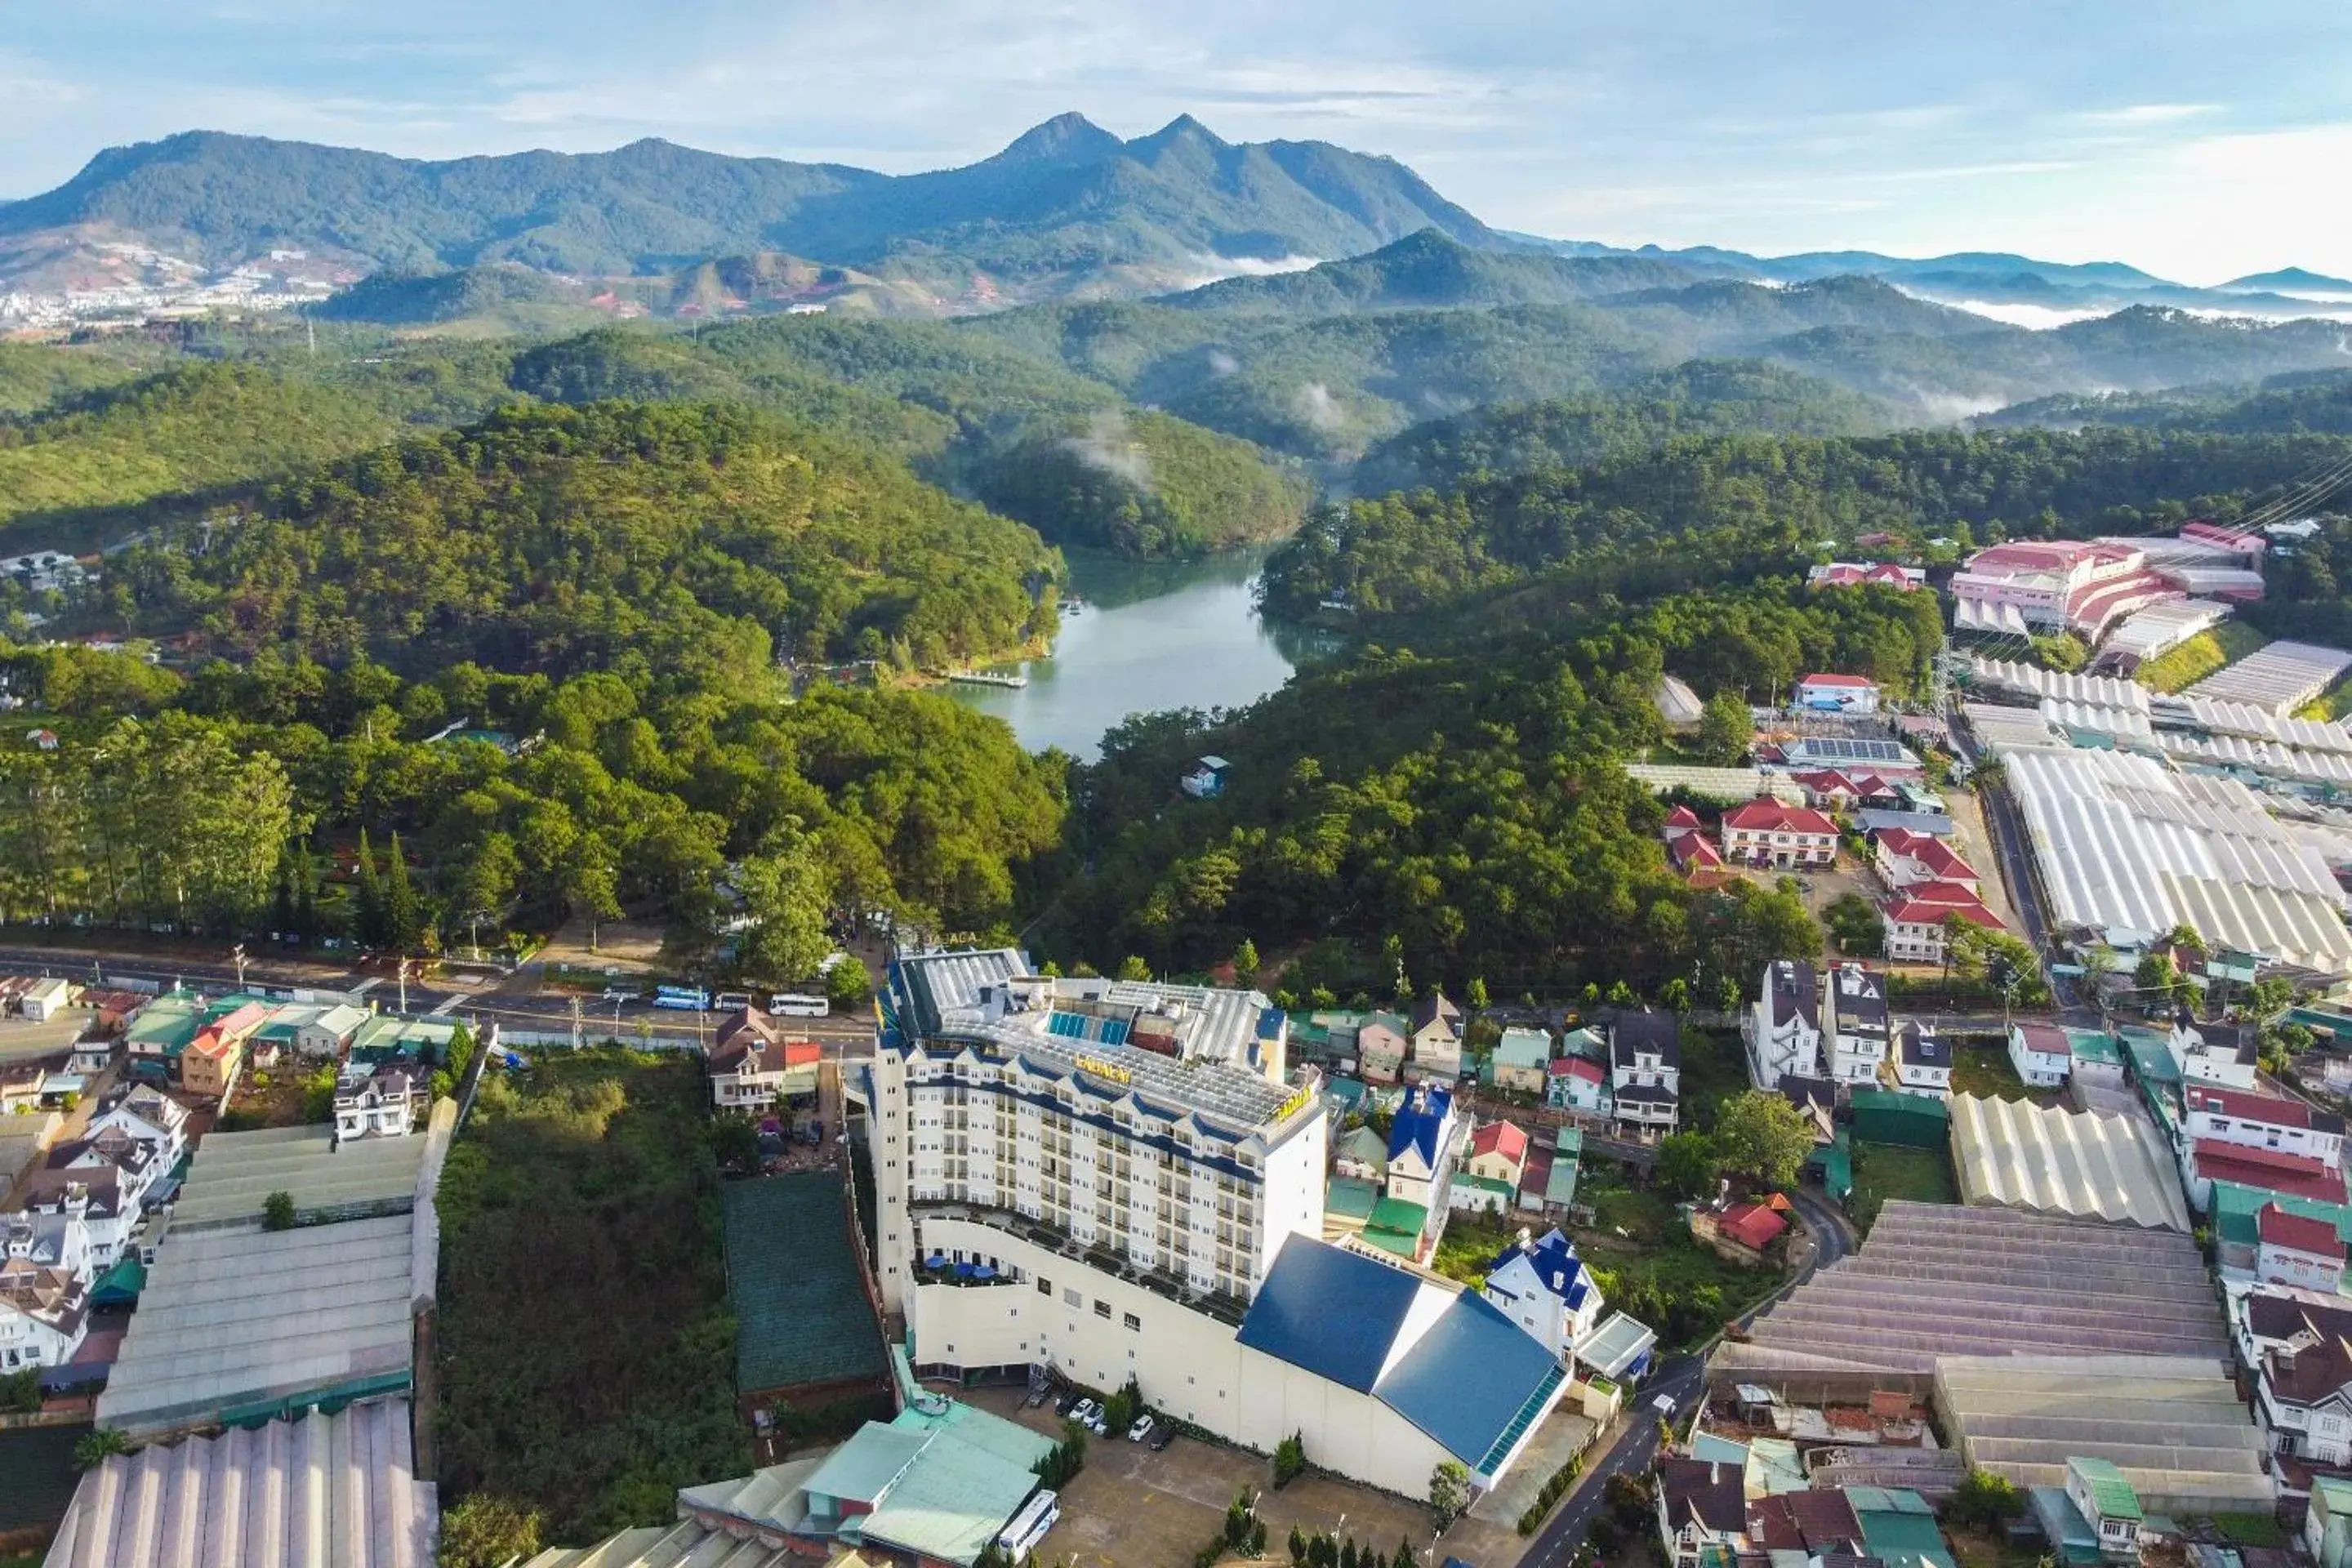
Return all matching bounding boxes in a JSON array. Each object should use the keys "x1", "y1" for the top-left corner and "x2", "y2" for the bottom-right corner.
[
  {"x1": 1387, "y1": 1083, "x2": 1452, "y2": 1165},
  {"x1": 1486, "y1": 1228, "x2": 1588, "y2": 1305},
  {"x1": 1236, "y1": 1238, "x2": 1421, "y2": 1392},
  {"x1": 1374, "y1": 1291, "x2": 1564, "y2": 1475}
]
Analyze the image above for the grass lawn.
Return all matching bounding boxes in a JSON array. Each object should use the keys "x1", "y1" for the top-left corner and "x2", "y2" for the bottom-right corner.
[
  {"x1": 2136, "y1": 621, "x2": 2270, "y2": 693},
  {"x1": 434, "y1": 1047, "x2": 751, "y2": 1542},
  {"x1": 1949, "y1": 1043, "x2": 2058, "y2": 1107},
  {"x1": 1432, "y1": 1210, "x2": 1520, "y2": 1287},
  {"x1": 1572, "y1": 1172, "x2": 1780, "y2": 1349},
  {"x1": 2214, "y1": 1513, "x2": 2287, "y2": 1548},
  {"x1": 1946, "y1": 1526, "x2": 2050, "y2": 1568},
  {"x1": 1849, "y1": 1140, "x2": 1958, "y2": 1234}
]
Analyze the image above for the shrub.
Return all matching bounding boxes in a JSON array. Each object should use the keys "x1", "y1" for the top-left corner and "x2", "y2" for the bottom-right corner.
[
  {"x1": 1517, "y1": 1451, "x2": 1585, "y2": 1533},
  {"x1": 261, "y1": 1190, "x2": 296, "y2": 1231},
  {"x1": 1273, "y1": 1429, "x2": 1306, "y2": 1488}
]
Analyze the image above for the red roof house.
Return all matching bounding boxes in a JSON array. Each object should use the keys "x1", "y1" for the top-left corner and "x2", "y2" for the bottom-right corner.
[{"x1": 2260, "y1": 1203, "x2": 2347, "y2": 1261}]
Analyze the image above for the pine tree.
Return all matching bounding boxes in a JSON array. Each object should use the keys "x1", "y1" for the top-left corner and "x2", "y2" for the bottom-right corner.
[
  {"x1": 292, "y1": 840, "x2": 318, "y2": 944},
  {"x1": 352, "y1": 831, "x2": 385, "y2": 950},
  {"x1": 383, "y1": 831, "x2": 421, "y2": 953}
]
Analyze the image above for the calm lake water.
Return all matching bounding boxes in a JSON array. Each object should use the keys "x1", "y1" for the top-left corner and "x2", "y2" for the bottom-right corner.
[{"x1": 946, "y1": 546, "x2": 1323, "y2": 760}]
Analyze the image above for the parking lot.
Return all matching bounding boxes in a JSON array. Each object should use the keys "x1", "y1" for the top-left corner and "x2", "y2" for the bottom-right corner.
[{"x1": 961, "y1": 1385, "x2": 1526, "y2": 1567}]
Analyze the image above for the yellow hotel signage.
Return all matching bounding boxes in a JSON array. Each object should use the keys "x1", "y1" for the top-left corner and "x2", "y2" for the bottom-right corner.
[
  {"x1": 1273, "y1": 1085, "x2": 1316, "y2": 1124},
  {"x1": 1074, "y1": 1054, "x2": 1132, "y2": 1085}
]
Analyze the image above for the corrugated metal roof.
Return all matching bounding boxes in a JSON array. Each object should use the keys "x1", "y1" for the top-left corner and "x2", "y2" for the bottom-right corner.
[
  {"x1": 1971, "y1": 659, "x2": 2152, "y2": 714},
  {"x1": 1950, "y1": 1093, "x2": 2191, "y2": 1231},
  {"x1": 46, "y1": 1397, "x2": 434, "y2": 1568},
  {"x1": 2187, "y1": 640, "x2": 2352, "y2": 716},
  {"x1": 169, "y1": 1125, "x2": 426, "y2": 1230},
  {"x1": 1236, "y1": 1236, "x2": 1423, "y2": 1392}
]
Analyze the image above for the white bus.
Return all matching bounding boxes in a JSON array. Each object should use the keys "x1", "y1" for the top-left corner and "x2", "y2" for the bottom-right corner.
[
  {"x1": 653, "y1": 986, "x2": 710, "y2": 1012},
  {"x1": 770, "y1": 992, "x2": 830, "y2": 1018},
  {"x1": 996, "y1": 1489, "x2": 1058, "y2": 1562}
]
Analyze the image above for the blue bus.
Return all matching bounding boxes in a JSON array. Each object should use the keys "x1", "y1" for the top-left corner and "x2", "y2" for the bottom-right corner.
[{"x1": 652, "y1": 986, "x2": 710, "y2": 1011}]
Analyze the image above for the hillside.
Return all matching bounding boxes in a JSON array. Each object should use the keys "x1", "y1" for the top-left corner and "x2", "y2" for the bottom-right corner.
[
  {"x1": 1161, "y1": 229, "x2": 1706, "y2": 314},
  {"x1": 0, "y1": 341, "x2": 157, "y2": 416},
  {"x1": 109, "y1": 400, "x2": 1061, "y2": 680},
  {"x1": 969, "y1": 409, "x2": 1312, "y2": 556},
  {"x1": 1979, "y1": 369, "x2": 2352, "y2": 435},
  {"x1": 2, "y1": 114, "x2": 1503, "y2": 307}
]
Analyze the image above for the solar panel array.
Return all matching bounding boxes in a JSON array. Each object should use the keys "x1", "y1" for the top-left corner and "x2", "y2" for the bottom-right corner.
[{"x1": 1784, "y1": 737, "x2": 1911, "y2": 764}]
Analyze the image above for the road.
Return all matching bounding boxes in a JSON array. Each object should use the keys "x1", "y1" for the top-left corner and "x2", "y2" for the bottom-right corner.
[
  {"x1": 1516, "y1": 1187, "x2": 1852, "y2": 1568},
  {"x1": 0, "y1": 943, "x2": 877, "y2": 1051}
]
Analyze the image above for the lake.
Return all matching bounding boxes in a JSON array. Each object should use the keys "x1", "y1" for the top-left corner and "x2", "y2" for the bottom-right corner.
[{"x1": 945, "y1": 546, "x2": 1322, "y2": 760}]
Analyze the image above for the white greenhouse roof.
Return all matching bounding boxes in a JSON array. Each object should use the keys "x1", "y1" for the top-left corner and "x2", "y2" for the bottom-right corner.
[
  {"x1": 2159, "y1": 731, "x2": 2352, "y2": 789},
  {"x1": 1970, "y1": 657, "x2": 2151, "y2": 714},
  {"x1": 2104, "y1": 600, "x2": 2230, "y2": 662},
  {"x1": 2185, "y1": 639, "x2": 2352, "y2": 716},
  {"x1": 2041, "y1": 700, "x2": 2155, "y2": 745},
  {"x1": 2164, "y1": 695, "x2": 2352, "y2": 755},
  {"x1": 1962, "y1": 704, "x2": 2059, "y2": 755},
  {"x1": 46, "y1": 1397, "x2": 434, "y2": 1568},
  {"x1": 1624, "y1": 764, "x2": 1806, "y2": 805},
  {"x1": 171, "y1": 1125, "x2": 428, "y2": 1230},
  {"x1": 1950, "y1": 1093, "x2": 2190, "y2": 1232}
]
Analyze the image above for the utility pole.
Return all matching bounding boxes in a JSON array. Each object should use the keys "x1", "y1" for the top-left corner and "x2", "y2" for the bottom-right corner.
[
  {"x1": 396, "y1": 956, "x2": 410, "y2": 1015},
  {"x1": 570, "y1": 994, "x2": 583, "y2": 1051},
  {"x1": 231, "y1": 942, "x2": 248, "y2": 993}
]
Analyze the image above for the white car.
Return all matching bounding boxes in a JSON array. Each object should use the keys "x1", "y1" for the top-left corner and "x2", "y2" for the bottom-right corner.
[
  {"x1": 1129, "y1": 1414, "x2": 1155, "y2": 1444},
  {"x1": 1070, "y1": 1398, "x2": 1098, "y2": 1427},
  {"x1": 1088, "y1": 1410, "x2": 1110, "y2": 1436}
]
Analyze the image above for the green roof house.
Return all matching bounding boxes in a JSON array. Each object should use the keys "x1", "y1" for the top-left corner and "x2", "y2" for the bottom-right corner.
[
  {"x1": 1335, "y1": 1124, "x2": 1389, "y2": 1183},
  {"x1": 2064, "y1": 1458, "x2": 2142, "y2": 1560},
  {"x1": 1848, "y1": 1486, "x2": 1957, "y2": 1568},
  {"x1": 2310, "y1": 1474, "x2": 2352, "y2": 1568},
  {"x1": 1490, "y1": 1027, "x2": 1553, "y2": 1094}
]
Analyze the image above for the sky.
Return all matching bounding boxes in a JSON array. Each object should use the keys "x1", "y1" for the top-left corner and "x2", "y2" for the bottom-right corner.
[{"x1": 4, "y1": 0, "x2": 2350, "y2": 283}]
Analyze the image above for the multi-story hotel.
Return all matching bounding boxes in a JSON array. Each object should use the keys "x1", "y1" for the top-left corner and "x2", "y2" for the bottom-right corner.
[{"x1": 871, "y1": 950, "x2": 1327, "y2": 1316}]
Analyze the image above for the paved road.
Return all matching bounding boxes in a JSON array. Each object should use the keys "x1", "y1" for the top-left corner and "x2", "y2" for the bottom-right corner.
[{"x1": 1517, "y1": 1186, "x2": 1853, "y2": 1567}]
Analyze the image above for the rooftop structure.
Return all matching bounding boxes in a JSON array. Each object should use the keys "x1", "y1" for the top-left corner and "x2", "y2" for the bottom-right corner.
[
  {"x1": 44, "y1": 1397, "x2": 435, "y2": 1568},
  {"x1": 1962, "y1": 702, "x2": 2061, "y2": 755},
  {"x1": 2159, "y1": 694, "x2": 2352, "y2": 755},
  {"x1": 2185, "y1": 639, "x2": 2352, "y2": 717},
  {"x1": 1811, "y1": 562, "x2": 1927, "y2": 590},
  {"x1": 1949, "y1": 1094, "x2": 2192, "y2": 1231},
  {"x1": 1775, "y1": 737, "x2": 1924, "y2": 774},
  {"x1": 800, "y1": 1401, "x2": 1055, "y2": 1566},
  {"x1": 2101, "y1": 600, "x2": 2233, "y2": 667},
  {"x1": 1624, "y1": 764, "x2": 1808, "y2": 805},
  {"x1": 1713, "y1": 1202, "x2": 2229, "y2": 1396},
  {"x1": 2001, "y1": 745, "x2": 2352, "y2": 972},
  {"x1": 1934, "y1": 1354, "x2": 2270, "y2": 1517},
  {"x1": 1952, "y1": 540, "x2": 2184, "y2": 640},
  {"x1": 1655, "y1": 674, "x2": 1706, "y2": 728},
  {"x1": 1969, "y1": 658, "x2": 2153, "y2": 714},
  {"x1": 169, "y1": 1125, "x2": 429, "y2": 1231},
  {"x1": 726, "y1": 1172, "x2": 889, "y2": 1401}
]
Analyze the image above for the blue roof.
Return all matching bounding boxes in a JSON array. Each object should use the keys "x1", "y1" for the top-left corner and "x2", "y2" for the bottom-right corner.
[
  {"x1": 1237, "y1": 1238, "x2": 1421, "y2": 1392},
  {"x1": 1388, "y1": 1083, "x2": 1453, "y2": 1165},
  {"x1": 1488, "y1": 1229, "x2": 1591, "y2": 1307},
  {"x1": 1374, "y1": 1292, "x2": 1564, "y2": 1473}
]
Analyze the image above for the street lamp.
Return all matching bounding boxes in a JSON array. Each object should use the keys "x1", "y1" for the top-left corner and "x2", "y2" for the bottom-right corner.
[{"x1": 231, "y1": 942, "x2": 247, "y2": 993}]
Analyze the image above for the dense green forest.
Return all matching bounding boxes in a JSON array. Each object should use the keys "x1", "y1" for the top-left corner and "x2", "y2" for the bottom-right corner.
[
  {"x1": 106, "y1": 399, "x2": 1058, "y2": 679},
  {"x1": 1979, "y1": 369, "x2": 2352, "y2": 435},
  {"x1": 1263, "y1": 425, "x2": 2352, "y2": 618},
  {"x1": 969, "y1": 408, "x2": 1312, "y2": 555}
]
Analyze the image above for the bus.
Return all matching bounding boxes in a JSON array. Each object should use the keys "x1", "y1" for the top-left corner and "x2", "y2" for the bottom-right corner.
[
  {"x1": 996, "y1": 1489, "x2": 1058, "y2": 1562},
  {"x1": 652, "y1": 986, "x2": 710, "y2": 1012},
  {"x1": 770, "y1": 992, "x2": 830, "y2": 1018}
]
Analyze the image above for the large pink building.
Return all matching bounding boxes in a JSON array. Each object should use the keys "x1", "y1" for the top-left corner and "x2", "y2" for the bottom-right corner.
[{"x1": 1949, "y1": 540, "x2": 2182, "y2": 640}]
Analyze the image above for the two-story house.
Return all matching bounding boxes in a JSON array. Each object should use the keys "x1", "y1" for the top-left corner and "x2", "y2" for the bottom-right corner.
[
  {"x1": 1333, "y1": 1125, "x2": 1388, "y2": 1183},
  {"x1": 1720, "y1": 800, "x2": 1840, "y2": 870},
  {"x1": 706, "y1": 1009, "x2": 822, "y2": 1113},
  {"x1": 1356, "y1": 1015, "x2": 1408, "y2": 1085},
  {"x1": 1747, "y1": 959, "x2": 1822, "y2": 1091},
  {"x1": 1384, "y1": 1084, "x2": 1459, "y2": 1209},
  {"x1": 1546, "y1": 1056, "x2": 1608, "y2": 1115},
  {"x1": 334, "y1": 1064, "x2": 423, "y2": 1140},
  {"x1": 1490, "y1": 1027, "x2": 1552, "y2": 1095},
  {"x1": 1407, "y1": 991, "x2": 1464, "y2": 1082},
  {"x1": 1873, "y1": 828, "x2": 1980, "y2": 893},
  {"x1": 1824, "y1": 964, "x2": 1890, "y2": 1086},
  {"x1": 2168, "y1": 1011, "x2": 2261, "y2": 1089},
  {"x1": 2183, "y1": 1082, "x2": 2349, "y2": 1208},
  {"x1": 181, "y1": 1000, "x2": 267, "y2": 1101},
  {"x1": 2062, "y1": 1458, "x2": 2142, "y2": 1562},
  {"x1": 1886, "y1": 1022, "x2": 1953, "y2": 1100},
  {"x1": 1881, "y1": 884, "x2": 2002, "y2": 965},
  {"x1": 1610, "y1": 1012, "x2": 1682, "y2": 1140},
  {"x1": 0, "y1": 1209, "x2": 91, "y2": 1371},
  {"x1": 2009, "y1": 1021, "x2": 2074, "y2": 1089},
  {"x1": 2259, "y1": 1204, "x2": 2349, "y2": 1295},
  {"x1": 86, "y1": 1086, "x2": 189, "y2": 1173},
  {"x1": 1655, "y1": 1458, "x2": 1748, "y2": 1568},
  {"x1": 2256, "y1": 1312, "x2": 2352, "y2": 1467},
  {"x1": 1483, "y1": 1227, "x2": 1605, "y2": 1364},
  {"x1": 1460, "y1": 1120, "x2": 1530, "y2": 1207}
]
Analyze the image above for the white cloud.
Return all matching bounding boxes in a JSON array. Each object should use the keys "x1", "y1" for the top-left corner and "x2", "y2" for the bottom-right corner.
[{"x1": 2075, "y1": 102, "x2": 2220, "y2": 125}]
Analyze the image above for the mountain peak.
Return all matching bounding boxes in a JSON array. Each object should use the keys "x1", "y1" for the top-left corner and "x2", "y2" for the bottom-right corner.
[
  {"x1": 1129, "y1": 114, "x2": 1230, "y2": 156},
  {"x1": 989, "y1": 113, "x2": 1124, "y2": 167}
]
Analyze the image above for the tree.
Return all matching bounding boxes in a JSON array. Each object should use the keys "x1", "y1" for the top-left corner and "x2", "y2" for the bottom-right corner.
[
  {"x1": 1696, "y1": 690, "x2": 1753, "y2": 764},
  {"x1": 1392, "y1": 1539, "x2": 1415, "y2": 1568},
  {"x1": 1944, "y1": 1468, "x2": 2025, "y2": 1533},
  {"x1": 1428, "y1": 1459, "x2": 1472, "y2": 1530},
  {"x1": 1660, "y1": 976, "x2": 1690, "y2": 1012},
  {"x1": 1290, "y1": 1525, "x2": 1310, "y2": 1566},
  {"x1": 382, "y1": 831, "x2": 422, "y2": 953},
  {"x1": 826, "y1": 956, "x2": 873, "y2": 1009},
  {"x1": 439, "y1": 1494, "x2": 545, "y2": 1568},
  {"x1": 735, "y1": 830, "x2": 835, "y2": 984},
  {"x1": 711, "y1": 1116, "x2": 760, "y2": 1170},
  {"x1": 75, "y1": 1428, "x2": 131, "y2": 1468},
  {"x1": 1274, "y1": 1429, "x2": 1306, "y2": 1487},
  {"x1": 1119, "y1": 955, "x2": 1152, "y2": 981},
  {"x1": 261, "y1": 1190, "x2": 296, "y2": 1231},
  {"x1": 2134, "y1": 950, "x2": 2185, "y2": 1008},
  {"x1": 1655, "y1": 1130, "x2": 1724, "y2": 1199},
  {"x1": 1466, "y1": 975, "x2": 1488, "y2": 1011},
  {"x1": 1233, "y1": 937, "x2": 1261, "y2": 981},
  {"x1": 1713, "y1": 1091, "x2": 1816, "y2": 1191},
  {"x1": 351, "y1": 829, "x2": 385, "y2": 949},
  {"x1": 570, "y1": 838, "x2": 622, "y2": 954},
  {"x1": 1105, "y1": 1374, "x2": 1143, "y2": 1433},
  {"x1": 453, "y1": 831, "x2": 519, "y2": 958}
]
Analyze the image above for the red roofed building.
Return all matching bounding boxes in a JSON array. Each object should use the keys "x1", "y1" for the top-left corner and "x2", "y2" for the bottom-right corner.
[
  {"x1": 1881, "y1": 882, "x2": 2002, "y2": 966},
  {"x1": 1873, "y1": 828, "x2": 1980, "y2": 893},
  {"x1": 1547, "y1": 1054, "x2": 1608, "y2": 1115},
  {"x1": 2193, "y1": 1141, "x2": 2348, "y2": 1206},
  {"x1": 1721, "y1": 800, "x2": 1839, "y2": 869},
  {"x1": 2258, "y1": 1203, "x2": 2348, "y2": 1294},
  {"x1": 2185, "y1": 1081, "x2": 2345, "y2": 1171},
  {"x1": 1693, "y1": 1199, "x2": 1788, "y2": 1260},
  {"x1": 1467, "y1": 1120, "x2": 1532, "y2": 1188},
  {"x1": 1807, "y1": 561, "x2": 1926, "y2": 592},
  {"x1": 1663, "y1": 804, "x2": 1704, "y2": 839},
  {"x1": 1950, "y1": 538, "x2": 2184, "y2": 639},
  {"x1": 708, "y1": 1008, "x2": 823, "y2": 1112},
  {"x1": 2181, "y1": 520, "x2": 2268, "y2": 561},
  {"x1": 1794, "y1": 674, "x2": 1882, "y2": 715},
  {"x1": 1670, "y1": 833, "x2": 1725, "y2": 873},
  {"x1": 1790, "y1": 770, "x2": 1901, "y2": 810}
]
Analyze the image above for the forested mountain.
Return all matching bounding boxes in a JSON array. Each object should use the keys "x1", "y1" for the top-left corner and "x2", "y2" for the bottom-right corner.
[
  {"x1": 1162, "y1": 229, "x2": 1712, "y2": 314},
  {"x1": 105, "y1": 401, "x2": 1061, "y2": 681},
  {"x1": 2, "y1": 114, "x2": 1501, "y2": 305},
  {"x1": 1980, "y1": 369, "x2": 2352, "y2": 435},
  {"x1": 1350, "y1": 362, "x2": 1893, "y2": 494},
  {"x1": 1262, "y1": 425, "x2": 2352, "y2": 619},
  {"x1": 0, "y1": 340, "x2": 156, "y2": 416}
]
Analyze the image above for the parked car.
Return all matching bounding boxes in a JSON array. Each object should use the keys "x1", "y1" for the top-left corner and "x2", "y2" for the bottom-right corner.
[
  {"x1": 1070, "y1": 1398, "x2": 1098, "y2": 1427},
  {"x1": 1148, "y1": 1422, "x2": 1177, "y2": 1451},
  {"x1": 1128, "y1": 1414, "x2": 1155, "y2": 1444},
  {"x1": 1054, "y1": 1392, "x2": 1079, "y2": 1417},
  {"x1": 1088, "y1": 1411, "x2": 1109, "y2": 1437},
  {"x1": 601, "y1": 987, "x2": 636, "y2": 1002}
]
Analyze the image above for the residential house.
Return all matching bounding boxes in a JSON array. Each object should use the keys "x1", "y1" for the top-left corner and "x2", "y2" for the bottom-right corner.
[
  {"x1": 1748, "y1": 959, "x2": 1823, "y2": 1090},
  {"x1": 1483, "y1": 1227, "x2": 1605, "y2": 1363},
  {"x1": 1547, "y1": 1055, "x2": 1608, "y2": 1114},
  {"x1": 1795, "y1": 674, "x2": 1882, "y2": 715},
  {"x1": 1809, "y1": 562, "x2": 1925, "y2": 591},
  {"x1": 1825, "y1": 965, "x2": 1891, "y2": 1086},
  {"x1": 1357, "y1": 1015, "x2": 1408, "y2": 1085},
  {"x1": 2168, "y1": 1011, "x2": 2261, "y2": 1089},
  {"x1": 87, "y1": 1086, "x2": 189, "y2": 1172},
  {"x1": 706, "y1": 1008, "x2": 822, "y2": 1112},
  {"x1": 1873, "y1": 830, "x2": 1980, "y2": 893},
  {"x1": 1780, "y1": 1076, "x2": 1838, "y2": 1143},
  {"x1": 122, "y1": 994, "x2": 202, "y2": 1085},
  {"x1": 1334, "y1": 1125, "x2": 1389, "y2": 1183},
  {"x1": 2234, "y1": 1287, "x2": 2352, "y2": 1377},
  {"x1": 0, "y1": 1210, "x2": 91, "y2": 1370},
  {"x1": 1655, "y1": 1458, "x2": 1748, "y2": 1568},
  {"x1": 2063, "y1": 1458, "x2": 2142, "y2": 1561},
  {"x1": 181, "y1": 1000, "x2": 266, "y2": 1101},
  {"x1": 2310, "y1": 1475, "x2": 2352, "y2": 1568},
  {"x1": 2010, "y1": 1022, "x2": 2075, "y2": 1089},
  {"x1": 1466, "y1": 1121, "x2": 1530, "y2": 1190},
  {"x1": 1886, "y1": 1023, "x2": 1953, "y2": 1100},
  {"x1": 334, "y1": 1065, "x2": 422, "y2": 1140},
  {"x1": 1746, "y1": 1487, "x2": 1864, "y2": 1557},
  {"x1": 1721, "y1": 800, "x2": 1840, "y2": 869},
  {"x1": 20, "y1": 976, "x2": 74, "y2": 1021},
  {"x1": 1384, "y1": 1084, "x2": 1459, "y2": 1209},
  {"x1": 2254, "y1": 1312, "x2": 2352, "y2": 1466},
  {"x1": 1407, "y1": 991, "x2": 1464, "y2": 1082},
  {"x1": 1880, "y1": 884, "x2": 2001, "y2": 964},
  {"x1": 0, "y1": 1060, "x2": 49, "y2": 1115},
  {"x1": 1793, "y1": 770, "x2": 1904, "y2": 811},
  {"x1": 1692, "y1": 1199, "x2": 1788, "y2": 1263},
  {"x1": 2181, "y1": 1082, "x2": 2349, "y2": 1208},
  {"x1": 2259, "y1": 1204, "x2": 2348, "y2": 1294},
  {"x1": 295, "y1": 1002, "x2": 371, "y2": 1059},
  {"x1": 1662, "y1": 804, "x2": 1706, "y2": 847},
  {"x1": 65, "y1": 1033, "x2": 113, "y2": 1078},
  {"x1": 1610, "y1": 1011, "x2": 1682, "y2": 1139},
  {"x1": 1178, "y1": 755, "x2": 1229, "y2": 799},
  {"x1": 1490, "y1": 1027, "x2": 1552, "y2": 1094}
]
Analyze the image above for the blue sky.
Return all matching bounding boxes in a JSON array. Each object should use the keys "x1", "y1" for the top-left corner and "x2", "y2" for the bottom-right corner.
[{"x1": 5, "y1": 0, "x2": 2349, "y2": 283}]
